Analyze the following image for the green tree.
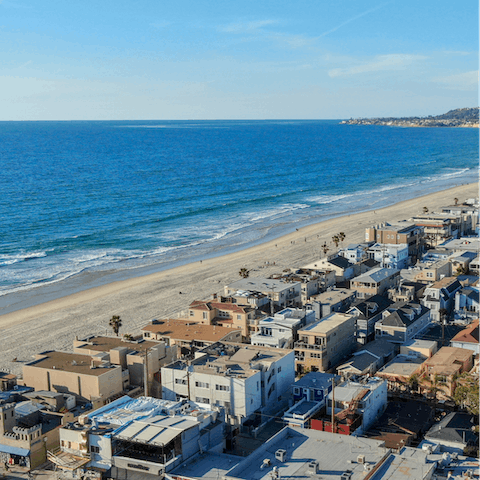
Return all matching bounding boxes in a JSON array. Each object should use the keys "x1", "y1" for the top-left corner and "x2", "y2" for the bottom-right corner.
[
  {"x1": 338, "y1": 232, "x2": 346, "y2": 245},
  {"x1": 454, "y1": 197, "x2": 459, "y2": 206},
  {"x1": 332, "y1": 235, "x2": 340, "y2": 248},
  {"x1": 453, "y1": 373, "x2": 479, "y2": 415},
  {"x1": 109, "y1": 315, "x2": 123, "y2": 336},
  {"x1": 322, "y1": 242, "x2": 329, "y2": 256},
  {"x1": 239, "y1": 267, "x2": 249, "y2": 278},
  {"x1": 408, "y1": 373, "x2": 420, "y2": 394},
  {"x1": 423, "y1": 206, "x2": 429, "y2": 214}
]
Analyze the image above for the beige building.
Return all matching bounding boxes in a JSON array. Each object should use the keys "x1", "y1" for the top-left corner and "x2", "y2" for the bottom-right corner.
[
  {"x1": 142, "y1": 319, "x2": 242, "y2": 349},
  {"x1": 414, "y1": 259, "x2": 452, "y2": 283},
  {"x1": 23, "y1": 351, "x2": 124, "y2": 402},
  {"x1": 294, "y1": 312, "x2": 357, "y2": 373},
  {"x1": 420, "y1": 347, "x2": 473, "y2": 397},
  {"x1": 411, "y1": 213, "x2": 465, "y2": 247},
  {"x1": 365, "y1": 222, "x2": 424, "y2": 261},
  {"x1": 188, "y1": 297, "x2": 256, "y2": 338},
  {"x1": 350, "y1": 267, "x2": 400, "y2": 299},
  {"x1": 73, "y1": 335, "x2": 176, "y2": 396}
]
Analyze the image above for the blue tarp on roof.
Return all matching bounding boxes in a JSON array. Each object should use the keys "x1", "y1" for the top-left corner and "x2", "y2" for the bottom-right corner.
[{"x1": 0, "y1": 443, "x2": 30, "y2": 457}]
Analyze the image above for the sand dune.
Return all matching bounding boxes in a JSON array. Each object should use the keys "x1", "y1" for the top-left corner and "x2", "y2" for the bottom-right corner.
[{"x1": 0, "y1": 182, "x2": 477, "y2": 375}]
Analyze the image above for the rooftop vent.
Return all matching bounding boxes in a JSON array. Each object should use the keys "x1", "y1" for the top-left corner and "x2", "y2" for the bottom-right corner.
[
  {"x1": 357, "y1": 454, "x2": 365, "y2": 464},
  {"x1": 307, "y1": 461, "x2": 319, "y2": 474},
  {"x1": 340, "y1": 470, "x2": 353, "y2": 480},
  {"x1": 275, "y1": 449, "x2": 287, "y2": 462}
]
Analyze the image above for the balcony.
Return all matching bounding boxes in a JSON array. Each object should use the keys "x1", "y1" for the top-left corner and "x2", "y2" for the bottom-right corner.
[{"x1": 294, "y1": 342, "x2": 326, "y2": 351}]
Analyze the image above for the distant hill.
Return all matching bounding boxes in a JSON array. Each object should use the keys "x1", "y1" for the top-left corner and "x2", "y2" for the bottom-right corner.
[{"x1": 340, "y1": 107, "x2": 479, "y2": 128}]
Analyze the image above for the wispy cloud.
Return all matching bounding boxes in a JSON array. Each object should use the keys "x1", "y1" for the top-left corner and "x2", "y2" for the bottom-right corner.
[
  {"x1": 219, "y1": 19, "x2": 278, "y2": 34},
  {"x1": 150, "y1": 20, "x2": 171, "y2": 29},
  {"x1": 432, "y1": 70, "x2": 478, "y2": 90},
  {"x1": 18, "y1": 60, "x2": 32, "y2": 68},
  {"x1": 319, "y1": 1, "x2": 393, "y2": 38},
  {"x1": 328, "y1": 54, "x2": 428, "y2": 77}
]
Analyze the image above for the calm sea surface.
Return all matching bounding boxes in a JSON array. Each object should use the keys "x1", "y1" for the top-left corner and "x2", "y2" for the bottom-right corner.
[{"x1": 0, "y1": 120, "x2": 478, "y2": 310}]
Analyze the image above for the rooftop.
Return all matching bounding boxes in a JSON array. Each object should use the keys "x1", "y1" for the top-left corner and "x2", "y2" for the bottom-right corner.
[
  {"x1": 352, "y1": 267, "x2": 399, "y2": 284},
  {"x1": 377, "y1": 355, "x2": 424, "y2": 378},
  {"x1": 422, "y1": 347, "x2": 473, "y2": 373},
  {"x1": 226, "y1": 277, "x2": 301, "y2": 293},
  {"x1": 310, "y1": 288, "x2": 355, "y2": 305},
  {"x1": 294, "y1": 372, "x2": 338, "y2": 391},
  {"x1": 142, "y1": 319, "x2": 241, "y2": 342},
  {"x1": 223, "y1": 427, "x2": 388, "y2": 480},
  {"x1": 25, "y1": 351, "x2": 120, "y2": 376},
  {"x1": 75, "y1": 335, "x2": 159, "y2": 354},
  {"x1": 299, "y1": 312, "x2": 355, "y2": 335},
  {"x1": 451, "y1": 319, "x2": 479, "y2": 344}
]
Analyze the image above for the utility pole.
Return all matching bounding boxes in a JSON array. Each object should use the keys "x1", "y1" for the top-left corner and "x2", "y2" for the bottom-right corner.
[{"x1": 331, "y1": 377, "x2": 336, "y2": 434}]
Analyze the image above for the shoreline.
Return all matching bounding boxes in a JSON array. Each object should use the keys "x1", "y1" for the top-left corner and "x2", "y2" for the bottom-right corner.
[{"x1": 0, "y1": 182, "x2": 478, "y2": 374}]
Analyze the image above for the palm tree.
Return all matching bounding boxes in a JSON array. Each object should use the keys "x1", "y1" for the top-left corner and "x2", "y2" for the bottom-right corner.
[
  {"x1": 423, "y1": 206, "x2": 429, "y2": 214},
  {"x1": 109, "y1": 315, "x2": 122, "y2": 336},
  {"x1": 454, "y1": 197, "x2": 459, "y2": 206},
  {"x1": 332, "y1": 235, "x2": 340, "y2": 248},
  {"x1": 321, "y1": 242, "x2": 329, "y2": 256},
  {"x1": 239, "y1": 267, "x2": 249, "y2": 278},
  {"x1": 408, "y1": 373, "x2": 419, "y2": 394},
  {"x1": 338, "y1": 232, "x2": 346, "y2": 245}
]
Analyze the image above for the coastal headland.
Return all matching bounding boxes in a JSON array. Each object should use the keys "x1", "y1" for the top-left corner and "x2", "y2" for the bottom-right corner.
[
  {"x1": 341, "y1": 107, "x2": 479, "y2": 128},
  {"x1": 0, "y1": 182, "x2": 478, "y2": 374}
]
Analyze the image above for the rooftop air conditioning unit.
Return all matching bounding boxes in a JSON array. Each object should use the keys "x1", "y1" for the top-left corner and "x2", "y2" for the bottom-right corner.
[
  {"x1": 357, "y1": 454, "x2": 365, "y2": 464},
  {"x1": 341, "y1": 470, "x2": 353, "y2": 480},
  {"x1": 275, "y1": 449, "x2": 287, "y2": 462},
  {"x1": 307, "y1": 461, "x2": 319, "y2": 474}
]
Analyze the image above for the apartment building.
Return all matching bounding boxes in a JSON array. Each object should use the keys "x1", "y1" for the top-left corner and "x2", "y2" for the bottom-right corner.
[
  {"x1": 365, "y1": 243, "x2": 409, "y2": 269},
  {"x1": 23, "y1": 351, "x2": 124, "y2": 402},
  {"x1": 161, "y1": 342, "x2": 295, "y2": 426},
  {"x1": 304, "y1": 255, "x2": 355, "y2": 282},
  {"x1": 411, "y1": 213, "x2": 465, "y2": 246},
  {"x1": 365, "y1": 222, "x2": 424, "y2": 261},
  {"x1": 414, "y1": 259, "x2": 452, "y2": 283},
  {"x1": 421, "y1": 276, "x2": 462, "y2": 322},
  {"x1": 309, "y1": 288, "x2": 356, "y2": 320},
  {"x1": 294, "y1": 312, "x2": 357, "y2": 373},
  {"x1": 250, "y1": 307, "x2": 315, "y2": 348}
]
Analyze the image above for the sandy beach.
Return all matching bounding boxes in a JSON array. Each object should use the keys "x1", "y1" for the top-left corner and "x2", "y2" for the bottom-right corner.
[{"x1": 0, "y1": 182, "x2": 478, "y2": 375}]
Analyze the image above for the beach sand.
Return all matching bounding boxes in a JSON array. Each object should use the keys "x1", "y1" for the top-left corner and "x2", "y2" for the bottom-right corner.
[{"x1": 0, "y1": 183, "x2": 478, "y2": 375}]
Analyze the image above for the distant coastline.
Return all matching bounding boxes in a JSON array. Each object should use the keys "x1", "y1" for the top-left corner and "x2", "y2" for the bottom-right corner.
[{"x1": 340, "y1": 107, "x2": 479, "y2": 128}]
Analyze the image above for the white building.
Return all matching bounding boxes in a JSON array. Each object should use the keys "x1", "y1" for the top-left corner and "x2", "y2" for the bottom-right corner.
[
  {"x1": 161, "y1": 342, "x2": 295, "y2": 426},
  {"x1": 224, "y1": 278, "x2": 302, "y2": 309},
  {"x1": 250, "y1": 307, "x2": 315, "y2": 348},
  {"x1": 366, "y1": 243, "x2": 409, "y2": 269},
  {"x1": 327, "y1": 378, "x2": 387, "y2": 433}
]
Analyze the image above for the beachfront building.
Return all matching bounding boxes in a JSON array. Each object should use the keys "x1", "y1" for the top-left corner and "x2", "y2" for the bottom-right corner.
[
  {"x1": 294, "y1": 312, "x2": 357, "y2": 373},
  {"x1": 141, "y1": 319, "x2": 241, "y2": 350},
  {"x1": 23, "y1": 351, "x2": 125, "y2": 403},
  {"x1": 224, "y1": 277, "x2": 302, "y2": 310},
  {"x1": 73, "y1": 335, "x2": 176, "y2": 396},
  {"x1": 374, "y1": 302, "x2": 431, "y2": 344},
  {"x1": 339, "y1": 243, "x2": 370, "y2": 263},
  {"x1": 161, "y1": 342, "x2": 295, "y2": 426},
  {"x1": 421, "y1": 276, "x2": 462, "y2": 322},
  {"x1": 250, "y1": 307, "x2": 315, "y2": 349},
  {"x1": 187, "y1": 296, "x2": 256, "y2": 339},
  {"x1": 53, "y1": 396, "x2": 225, "y2": 478},
  {"x1": 365, "y1": 222, "x2": 424, "y2": 262},
  {"x1": 349, "y1": 267, "x2": 400, "y2": 299},
  {"x1": 411, "y1": 213, "x2": 467, "y2": 247}
]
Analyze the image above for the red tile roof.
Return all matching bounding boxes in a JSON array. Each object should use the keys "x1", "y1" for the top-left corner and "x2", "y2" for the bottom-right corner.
[{"x1": 451, "y1": 319, "x2": 479, "y2": 344}]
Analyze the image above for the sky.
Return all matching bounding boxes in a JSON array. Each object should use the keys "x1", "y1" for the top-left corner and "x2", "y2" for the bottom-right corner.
[{"x1": 1, "y1": 0, "x2": 478, "y2": 120}]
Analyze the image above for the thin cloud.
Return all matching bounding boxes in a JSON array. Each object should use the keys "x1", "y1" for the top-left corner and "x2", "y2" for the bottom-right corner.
[
  {"x1": 432, "y1": 70, "x2": 478, "y2": 90},
  {"x1": 319, "y1": 1, "x2": 393, "y2": 38},
  {"x1": 219, "y1": 19, "x2": 278, "y2": 34},
  {"x1": 150, "y1": 21, "x2": 171, "y2": 29},
  {"x1": 328, "y1": 54, "x2": 428, "y2": 77},
  {"x1": 18, "y1": 60, "x2": 32, "y2": 68}
]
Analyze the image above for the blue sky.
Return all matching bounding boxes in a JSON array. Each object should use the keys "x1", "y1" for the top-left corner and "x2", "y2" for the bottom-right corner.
[{"x1": 1, "y1": 0, "x2": 478, "y2": 120}]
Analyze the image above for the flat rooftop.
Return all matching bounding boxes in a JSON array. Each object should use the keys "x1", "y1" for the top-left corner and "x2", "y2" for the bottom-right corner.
[
  {"x1": 223, "y1": 427, "x2": 387, "y2": 480},
  {"x1": 310, "y1": 288, "x2": 354, "y2": 304},
  {"x1": 142, "y1": 319, "x2": 240, "y2": 342},
  {"x1": 377, "y1": 355, "x2": 424, "y2": 378},
  {"x1": 76, "y1": 336, "x2": 159, "y2": 353},
  {"x1": 25, "y1": 351, "x2": 119, "y2": 376},
  {"x1": 226, "y1": 277, "x2": 301, "y2": 292},
  {"x1": 299, "y1": 312, "x2": 354, "y2": 334},
  {"x1": 171, "y1": 452, "x2": 241, "y2": 479}
]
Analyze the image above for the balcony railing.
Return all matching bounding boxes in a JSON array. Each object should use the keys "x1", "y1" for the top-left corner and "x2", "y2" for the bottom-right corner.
[{"x1": 294, "y1": 342, "x2": 326, "y2": 351}]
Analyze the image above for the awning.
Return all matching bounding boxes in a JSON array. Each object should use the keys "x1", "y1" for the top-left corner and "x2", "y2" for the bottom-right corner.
[{"x1": 0, "y1": 444, "x2": 30, "y2": 457}]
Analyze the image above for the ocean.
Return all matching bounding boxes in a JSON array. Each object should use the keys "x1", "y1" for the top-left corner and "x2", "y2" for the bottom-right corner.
[{"x1": 0, "y1": 120, "x2": 477, "y2": 313}]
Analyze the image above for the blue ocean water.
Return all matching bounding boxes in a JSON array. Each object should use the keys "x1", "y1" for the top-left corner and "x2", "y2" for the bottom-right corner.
[{"x1": 0, "y1": 120, "x2": 478, "y2": 302}]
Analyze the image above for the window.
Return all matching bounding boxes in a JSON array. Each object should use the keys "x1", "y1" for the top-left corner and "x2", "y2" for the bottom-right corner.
[
  {"x1": 195, "y1": 397, "x2": 210, "y2": 404},
  {"x1": 189, "y1": 311, "x2": 195, "y2": 316},
  {"x1": 293, "y1": 387, "x2": 300, "y2": 394},
  {"x1": 215, "y1": 384, "x2": 230, "y2": 391},
  {"x1": 90, "y1": 445, "x2": 100, "y2": 453},
  {"x1": 175, "y1": 378, "x2": 187, "y2": 385},
  {"x1": 144, "y1": 332, "x2": 151, "y2": 338},
  {"x1": 203, "y1": 312, "x2": 208, "y2": 319},
  {"x1": 237, "y1": 314, "x2": 242, "y2": 320},
  {"x1": 195, "y1": 381, "x2": 209, "y2": 388},
  {"x1": 278, "y1": 366, "x2": 281, "y2": 373}
]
